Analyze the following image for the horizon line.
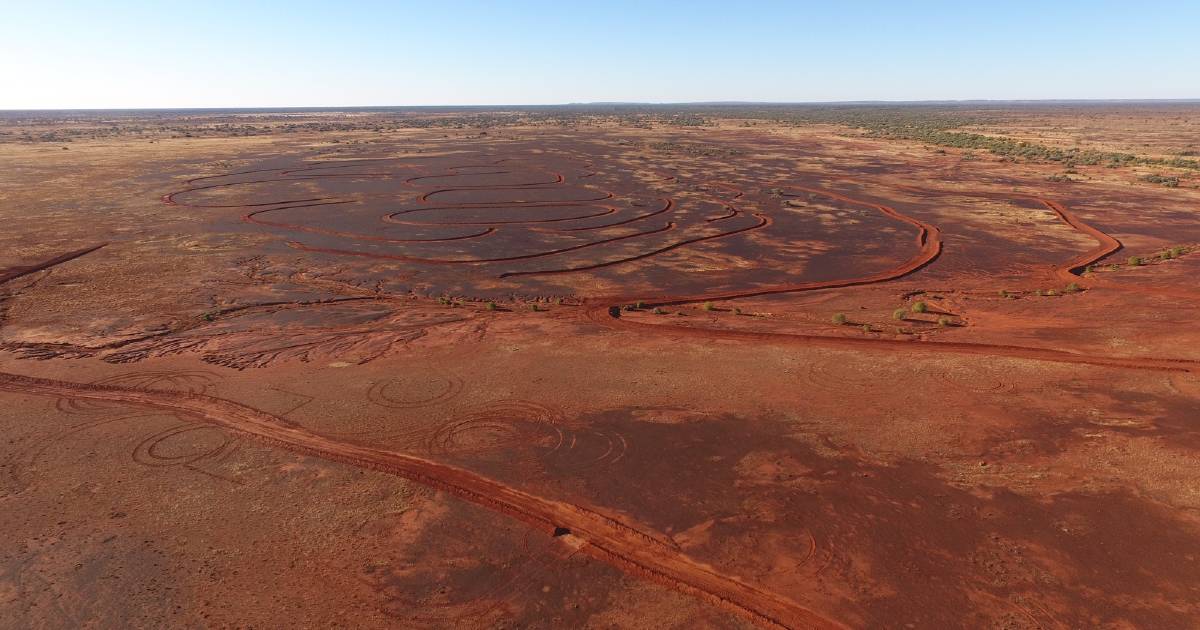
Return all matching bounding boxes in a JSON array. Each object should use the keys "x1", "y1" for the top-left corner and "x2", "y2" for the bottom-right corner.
[{"x1": 4, "y1": 98, "x2": 1200, "y2": 113}]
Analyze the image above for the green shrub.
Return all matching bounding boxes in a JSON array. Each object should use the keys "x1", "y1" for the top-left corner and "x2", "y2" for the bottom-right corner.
[
  {"x1": 702, "y1": 302, "x2": 715, "y2": 311},
  {"x1": 862, "y1": 324, "x2": 872, "y2": 333},
  {"x1": 832, "y1": 313, "x2": 847, "y2": 325},
  {"x1": 485, "y1": 301, "x2": 497, "y2": 311},
  {"x1": 1064, "y1": 282, "x2": 1081, "y2": 293},
  {"x1": 1128, "y1": 256, "x2": 1143, "y2": 267},
  {"x1": 1141, "y1": 173, "x2": 1180, "y2": 187},
  {"x1": 893, "y1": 308, "x2": 907, "y2": 320},
  {"x1": 911, "y1": 301, "x2": 928, "y2": 313},
  {"x1": 635, "y1": 301, "x2": 645, "y2": 309},
  {"x1": 652, "y1": 307, "x2": 665, "y2": 315},
  {"x1": 937, "y1": 316, "x2": 951, "y2": 327}
]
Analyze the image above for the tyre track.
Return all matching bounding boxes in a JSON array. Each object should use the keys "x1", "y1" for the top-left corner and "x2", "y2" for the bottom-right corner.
[
  {"x1": 0, "y1": 244, "x2": 108, "y2": 285},
  {"x1": 0, "y1": 370, "x2": 842, "y2": 630}
]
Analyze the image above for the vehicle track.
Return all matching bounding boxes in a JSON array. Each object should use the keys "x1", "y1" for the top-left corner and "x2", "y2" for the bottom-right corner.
[
  {"x1": 0, "y1": 244, "x2": 108, "y2": 285},
  {"x1": 0, "y1": 371, "x2": 843, "y2": 630}
]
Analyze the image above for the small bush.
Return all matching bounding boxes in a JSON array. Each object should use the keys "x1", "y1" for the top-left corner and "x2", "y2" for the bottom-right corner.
[
  {"x1": 1064, "y1": 282, "x2": 1080, "y2": 293},
  {"x1": 832, "y1": 313, "x2": 847, "y2": 325},
  {"x1": 911, "y1": 301, "x2": 928, "y2": 313},
  {"x1": 937, "y1": 316, "x2": 951, "y2": 327},
  {"x1": 1045, "y1": 289, "x2": 1057, "y2": 296},
  {"x1": 702, "y1": 302, "x2": 715, "y2": 311},
  {"x1": 652, "y1": 307, "x2": 665, "y2": 315},
  {"x1": 1141, "y1": 173, "x2": 1180, "y2": 187},
  {"x1": 1170, "y1": 246, "x2": 1187, "y2": 257},
  {"x1": 530, "y1": 304, "x2": 540, "y2": 312},
  {"x1": 485, "y1": 301, "x2": 497, "y2": 311},
  {"x1": 1128, "y1": 256, "x2": 1143, "y2": 267},
  {"x1": 635, "y1": 301, "x2": 645, "y2": 309},
  {"x1": 862, "y1": 324, "x2": 872, "y2": 333},
  {"x1": 893, "y1": 308, "x2": 907, "y2": 320},
  {"x1": 998, "y1": 289, "x2": 1008, "y2": 298},
  {"x1": 733, "y1": 307, "x2": 742, "y2": 315}
]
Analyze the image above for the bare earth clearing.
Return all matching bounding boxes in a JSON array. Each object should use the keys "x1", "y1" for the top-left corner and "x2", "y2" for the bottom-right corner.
[{"x1": 2, "y1": 105, "x2": 1199, "y2": 628}]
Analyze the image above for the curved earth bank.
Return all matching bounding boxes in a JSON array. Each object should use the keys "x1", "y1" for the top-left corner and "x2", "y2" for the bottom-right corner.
[{"x1": 0, "y1": 370, "x2": 844, "y2": 630}]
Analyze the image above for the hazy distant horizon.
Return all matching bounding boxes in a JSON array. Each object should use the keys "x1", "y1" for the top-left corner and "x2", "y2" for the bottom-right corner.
[
  {"x1": 3, "y1": 1, "x2": 1198, "y2": 109},
  {"x1": 5, "y1": 98, "x2": 1200, "y2": 115}
]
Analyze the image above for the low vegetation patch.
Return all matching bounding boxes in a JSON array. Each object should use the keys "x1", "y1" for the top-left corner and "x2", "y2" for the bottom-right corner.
[{"x1": 1141, "y1": 173, "x2": 1180, "y2": 187}]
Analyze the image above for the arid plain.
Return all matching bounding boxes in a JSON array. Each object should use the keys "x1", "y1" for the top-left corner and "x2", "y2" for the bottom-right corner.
[{"x1": 2, "y1": 105, "x2": 1199, "y2": 628}]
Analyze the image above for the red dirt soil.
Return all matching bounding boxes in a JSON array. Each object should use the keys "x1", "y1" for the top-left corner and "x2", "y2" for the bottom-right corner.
[{"x1": 4, "y1": 110, "x2": 1200, "y2": 628}]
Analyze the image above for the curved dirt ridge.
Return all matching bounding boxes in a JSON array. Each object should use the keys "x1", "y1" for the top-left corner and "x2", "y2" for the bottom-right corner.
[
  {"x1": 0, "y1": 371, "x2": 843, "y2": 630},
  {"x1": 581, "y1": 185, "x2": 940, "y2": 302},
  {"x1": 1035, "y1": 197, "x2": 1122, "y2": 281},
  {"x1": 890, "y1": 183, "x2": 1125, "y2": 283},
  {"x1": 581, "y1": 186, "x2": 1200, "y2": 376},
  {"x1": 0, "y1": 243, "x2": 108, "y2": 285},
  {"x1": 161, "y1": 155, "x2": 775, "y2": 279},
  {"x1": 580, "y1": 184, "x2": 941, "y2": 310}
]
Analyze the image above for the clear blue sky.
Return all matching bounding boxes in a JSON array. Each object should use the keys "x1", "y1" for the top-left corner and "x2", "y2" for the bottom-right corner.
[{"x1": 2, "y1": 0, "x2": 1197, "y2": 108}]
